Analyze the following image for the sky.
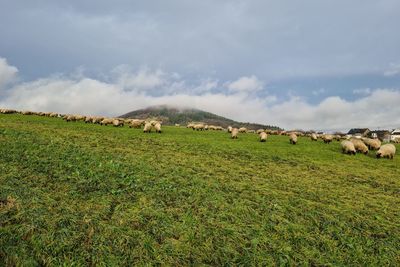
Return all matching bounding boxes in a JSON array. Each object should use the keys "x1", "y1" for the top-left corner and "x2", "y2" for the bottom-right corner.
[{"x1": 1, "y1": 0, "x2": 400, "y2": 131}]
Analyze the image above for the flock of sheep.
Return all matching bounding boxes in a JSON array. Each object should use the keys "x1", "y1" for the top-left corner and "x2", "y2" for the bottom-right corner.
[{"x1": 1, "y1": 108, "x2": 396, "y2": 159}]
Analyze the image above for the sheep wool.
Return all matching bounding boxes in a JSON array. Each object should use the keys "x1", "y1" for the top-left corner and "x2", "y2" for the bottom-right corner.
[
  {"x1": 350, "y1": 138, "x2": 369, "y2": 154},
  {"x1": 231, "y1": 128, "x2": 239, "y2": 139},
  {"x1": 143, "y1": 122, "x2": 152, "y2": 133},
  {"x1": 289, "y1": 133, "x2": 297, "y2": 145},
  {"x1": 376, "y1": 144, "x2": 396, "y2": 159},
  {"x1": 259, "y1": 132, "x2": 267, "y2": 142},
  {"x1": 341, "y1": 140, "x2": 356, "y2": 155}
]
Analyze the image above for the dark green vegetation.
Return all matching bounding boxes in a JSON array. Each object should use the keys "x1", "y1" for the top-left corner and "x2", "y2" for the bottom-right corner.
[
  {"x1": 1, "y1": 114, "x2": 399, "y2": 266},
  {"x1": 120, "y1": 105, "x2": 281, "y2": 130}
]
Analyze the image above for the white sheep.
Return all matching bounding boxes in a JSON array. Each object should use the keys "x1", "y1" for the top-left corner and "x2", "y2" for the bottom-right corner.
[
  {"x1": 231, "y1": 128, "x2": 239, "y2": 139},
  {"x1": 289, "y1": 133, "x2": 297, "y2": 145},
  {"x1": 259, "y1": 132, "x2": 267, "y2": 142},
  {"x1": 154, "y1": 123, "x2": 162, "y2": 133},
  {"x1": 341, "y1": 140, "x2": 356, "y2": 155},
  {"x1": 143, "y1": 122, "x2": 152, "y2": 133},
  {"x1": 376, "y1": 144, "x2": 396, "y2": 159}
]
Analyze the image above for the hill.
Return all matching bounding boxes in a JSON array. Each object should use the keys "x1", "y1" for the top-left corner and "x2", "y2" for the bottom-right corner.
[
  {"x1": 120, "y1": 105, "x2": 282, "y2": 130},
  {"x1": 1, "y1": 113, "x2": 399, "y2": 265}
]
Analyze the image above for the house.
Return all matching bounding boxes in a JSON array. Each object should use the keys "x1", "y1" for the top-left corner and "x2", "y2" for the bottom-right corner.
[
  {"x1": 391, "y1": 129, "x2": 400, "y2": 142},
  {"x1": 347, "y1": 128, "x2": 370, "y2": 137},
  {"x1": 368, "y1": 130, "x2": 391, "y2": 142}
]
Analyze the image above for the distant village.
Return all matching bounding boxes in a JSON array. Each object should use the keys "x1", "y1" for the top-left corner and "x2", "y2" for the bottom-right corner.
[{"x1": 319, "y1": 128, "x2": 400, "y2": 143}]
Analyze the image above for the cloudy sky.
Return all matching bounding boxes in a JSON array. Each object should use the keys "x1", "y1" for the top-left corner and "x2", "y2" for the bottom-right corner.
[{"x1": 1, "y1": 0, "x2": 400, "y2": 131}]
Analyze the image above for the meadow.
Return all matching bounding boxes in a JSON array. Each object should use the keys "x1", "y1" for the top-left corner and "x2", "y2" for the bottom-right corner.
[{"x1": 1, "y1": 114, "x2": 399, "y2": 266}]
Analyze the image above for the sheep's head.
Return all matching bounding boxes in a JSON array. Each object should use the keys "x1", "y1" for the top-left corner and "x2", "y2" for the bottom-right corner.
[{"x1": 376, "y1": 152, "x2": 381, "y2": 158}]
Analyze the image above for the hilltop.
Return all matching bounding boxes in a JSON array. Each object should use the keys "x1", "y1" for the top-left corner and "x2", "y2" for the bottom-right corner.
[{"x1": 120, "y1": 105, "x2": 282, "y2": 130}]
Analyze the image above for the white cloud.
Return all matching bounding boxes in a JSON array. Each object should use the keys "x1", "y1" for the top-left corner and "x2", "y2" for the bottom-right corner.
[
  {"x1": 353, "y1": 88, "x2": 372, "y2": 95},
  {"x1": 113, "y1": 66, "x2": 166, "y2": 91},
  {"x1": 0, "y1": 57, "x2": 18, "y2": 88},
  {"x1": 226, "y1": 75, "x2": 263, "y2": 92},
  {"x1": 384, "y1": 63, "x2": 400, "y2": 77},
  {"x1": 312, "y1": 88, "x2": 325, "y2": 96},
  {"x1": 1, "y1": 59, "x2": 400, "y2": 131}
]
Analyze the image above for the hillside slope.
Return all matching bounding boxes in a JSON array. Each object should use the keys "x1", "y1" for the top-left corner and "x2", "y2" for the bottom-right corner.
[
  {"x1": 120, "y1": 105, "x2": 281, "y2": 130},
  {"x1": 1, "y1": 114, "x2": 399, "y2": 265}
]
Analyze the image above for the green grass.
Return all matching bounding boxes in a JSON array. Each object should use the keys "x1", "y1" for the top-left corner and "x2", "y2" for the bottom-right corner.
[{"x1": 1, "y1": 114, "x2": 399, "y2": 266}]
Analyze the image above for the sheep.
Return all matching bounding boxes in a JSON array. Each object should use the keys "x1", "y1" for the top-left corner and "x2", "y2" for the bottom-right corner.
[
  {"x1": 112, "y1": 119, "x2": 124, "y2": 127},
  {"x1": 175, "y1": 123, "x2": 180, "y2": 127},
  {"x1": 85, "y1": 116, "x2": 93, "y2": 123},
  {"x1": 64, "y1": 115, "x2": 76, "y2": 122},
  {"x1": 238, "y1": 127, "x2": 247, "y2": 133},
  {"x1": 259, "y1": 132, "x2": 267, "y2": 142},
  {"x1": 193, "y1": 124, "x2": 205, "y2": 131},
  {"x1": 376, "y1": 144, "x2": 396, "y2": 159},
  {"x1": 215, "y1": 126, "x2": 223, "y2": 131},
  {"x1": 231, "y1": 128, "x2": 239, "y2": 139},
  {"x1": 74, "y1": 115, "x2": 86, "y2": 121},
  {"x1": 289, "y1": 133, "x2": 297, "y2": 145},
  {"x1": 322, "y1": 134, "x2": 334, "y2": 144},
  {"x1": 143, "y1": 122, "x2": 152, "y2": 133},
  {"x1": 129, "y1": 119, "x2": 144, "y2": 128},
  {"x1": 363, "y1": 138, "x2": 381, "y2": 150},
  {"x1": 310, "y1": 133, "x2": 318, "y2": 141},
  {"x1": 350, "y1": 138, "x2": 369, "y2": 154},
  {"x1": 341, "y1": 140, "x2": 356, "y2": 155},
  {"x1": 92, "y1": 117, "x2": 104, "y2": 124},
  {"x1": 154, "y1": 123, "x2": 162, "y2": 133},
  {"x1": 227, "y1": 126, "x2": 233, "y2": 133},
  {"x1": 256, "y1": 129, "x2": 264, "y2": 134},
  {"x1": 100, "y1": 118, "x2": 114, "y2": 126},
  {"x1": 248, "y1": 130, "x2": 256, "y2": 134}
]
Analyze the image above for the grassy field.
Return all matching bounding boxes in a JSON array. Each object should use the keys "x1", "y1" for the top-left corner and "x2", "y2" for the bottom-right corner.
[{"x1": 1, "y1": 114, "x2": 399, "y2": 266}]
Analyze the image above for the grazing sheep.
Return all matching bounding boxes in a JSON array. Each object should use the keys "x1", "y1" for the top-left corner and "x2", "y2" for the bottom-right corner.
[
  {"x1": 341, "y1": 140, "x2": 356, "y2": 155},
  {"x1": 143, "y1": 122, "x2": 152, "y2": 133},
  {"x1": 112, "y1": 119, "x2": 124, "y2": 127},
  {"x1": 289, "y1": 133, "x2": 297, "y2": 145},
  {"x1": 238, "y1": 127, "x2": 247, "y2": 133},
  {"x1": 248, "y1": 130, "x2": 256, "y2": 134},
  {"x1": 193, "y1": 124, "x2": 205, "y2": 131},
  {"x1": 363, "y1": 138, "x2": 381, "y2": 150},
  {"x1": 376, "y1": 144, "x2": 396, "y2": 159},
  {"x1": 85, "y1": 116, "x2": 93, "y2": 123},
  {"x1": 175, "y1": 124, "x2": 180, "y2": 127},
  {"x1": 310, "y1": 133, "x2": 318, "y2": 141},
  {"x1": 92, "y1": 117, "x2": 104, "y2": 124},
  {"x1": 256, "y1": 129, "x2": 264, "y2": 134},
  {"x1": 129, "y1": 119, "x2": 144, "y2": 128},
  {"x1": 350, "y1": 138, "x2": 369, "y2": 154},
  {"x1": 100, "y1": 118, "x2": 114, "y2": 126},
  {"x1": 231, "y1": 128, "x2": 239, "y2": 139},
  {"x1": 227, "y1": 126, "x2": 233, "y2": 133},
  {"x1": 154, "y1": 123, "x2": 162, "y2": 133},
  {"x1": 259, "y1": 132, "x2": 267, "y2": 142},
  {"x1": 322, "y1": 134, "x2": 334, "y2": 144},
  {"x1": 64, "y1": 115, "x2": 76, "y2": 122}
]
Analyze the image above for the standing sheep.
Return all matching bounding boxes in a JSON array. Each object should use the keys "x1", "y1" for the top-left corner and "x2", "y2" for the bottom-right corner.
[
  {"x1": 259, "y1": 132, "x2": 267, "y2": 142},
  {"x1": 376, "y1": 144, "x2": 396, "y2": 159},
  {"x1": 322, "y1": 134, "x2": 334, "y2": 144},
  {"x1": 341, "y1": 140, "x2": 356, "y2": 155},
  {"x1": 143, "y1": 122, "x2": 152, "y2": 133},
  {"x1": 238, "y1": 127, "x2": 247, "y2": 133},
  {"x1": 231, "y1": 128, "x2": 239, "y2": 139},
  {"x1": 227, "y1": 126, "x2": 233, "y2": 133},
  {"x1": 154, "y1": 123, "x2": 162, "y2": 133},
  {"x1": 310, "y1": 133, "x2": 318, "y2": 141},
  {"x1": 289, "y1": 133, "x2": 297, "y2": 145},
  {"x1": 350, "y1": 138, "x2": 369, "y2": 155}
]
